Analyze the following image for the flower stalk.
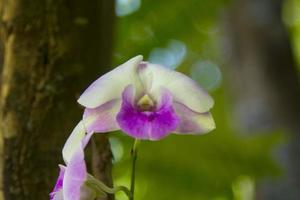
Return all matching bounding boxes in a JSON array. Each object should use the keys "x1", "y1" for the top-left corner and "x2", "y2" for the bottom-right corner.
[
  {"x1": 86, "y1": 174, "x2": 131, "y2": 198},
  {"x1": 130, "y1": 139, "x2": 140, "y2": 200}
]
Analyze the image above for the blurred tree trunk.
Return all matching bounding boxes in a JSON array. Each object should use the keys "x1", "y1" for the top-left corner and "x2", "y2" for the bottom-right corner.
[
  {"x1": 0, "y1": 0, "x2": 115, "y2": 199},
  {"x1": 224, "y1": 0, "x2": 300, "y2": 199}
]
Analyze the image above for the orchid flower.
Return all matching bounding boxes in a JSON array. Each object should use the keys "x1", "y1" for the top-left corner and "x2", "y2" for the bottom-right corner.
[
  {"x1": 50, "y1": 123, "x2": 93, "y2": 200},
  {"x1": 51, "y1": 55, "x2": 216, "y2": 200},
  {"x1": 50, "y1": 147, "x2": 89, "y2": 200},
  {"x1": 77, "y1": 55, "x2": 215, "y2": 140},
  {"x1": 51, "y1": 122, "x2": 131, "y2": 200}
]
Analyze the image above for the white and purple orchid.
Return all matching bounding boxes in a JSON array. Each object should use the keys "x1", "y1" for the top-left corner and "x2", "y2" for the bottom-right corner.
[
  {"x1": 50, "y1": 55, "x2": 216, "y2": 200},
  {"x1": 50, "y1": 148, "x2": 88, "y2": 200},
  {"x1": 50, "y1": 123, "x2": 93, "y2": 200},
  {"x1": 78, "y1": 55, "x2": 215, "y2": 140}
]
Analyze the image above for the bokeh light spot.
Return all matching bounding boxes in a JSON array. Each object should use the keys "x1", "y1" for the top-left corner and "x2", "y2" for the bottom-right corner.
[
  {"x1": 115, "y1": 0, "x2": 141, "y2": 17},
  {"x1": 232, "y1": 176, "x2": 255, "y2": 200},
  {"x1": 148, "y1": 40, "x2": 186, "y2": 70},
  {"x1": 190, "y1": 60, "x2": 222, "y2": 91}
]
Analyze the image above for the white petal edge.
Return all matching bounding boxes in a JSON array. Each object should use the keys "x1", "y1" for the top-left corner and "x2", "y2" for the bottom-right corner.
[
  {"x1": 138, "y1": 62, "x2": 214, "y2": 113},
  {"x1": 52, "y1": 190, "x2": 63, "y2": 200},
  {"x1": 173, "y1": 102, "x2": 216, "y2": 134},
  {"x1": 62, "y1": 121, "x2": 86, "y2": 164},
  {"x1": 78, "y1": 55, "x2": 144, "y2": 108}
]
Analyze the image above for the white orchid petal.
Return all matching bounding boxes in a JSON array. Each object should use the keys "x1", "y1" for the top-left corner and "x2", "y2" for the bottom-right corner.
[
  {"x1": 83, "y1": 99, "x2": 121, "y2": 133},
  {"x1": 52, "y1": 190, "x2": 63, "y2": 200},
  {"x1": 62, "y1": 121, "x2": 86, "y2": 164},
  {"x1": 138, "y1": 63, "x2": 214, "y2": 113},
  {"x1": 174, "y1": 102, "x2": 215, "y2": 134},
  {"x1": 78, "y1": 55, "x2": 143, "y2": 108}
]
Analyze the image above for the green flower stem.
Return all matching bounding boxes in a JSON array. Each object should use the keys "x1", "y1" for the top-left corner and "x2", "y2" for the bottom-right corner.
[
  {"x1": 86, "y1": 139, "x2": 140, "y2": 200},
  {"x1": 130, "y1": 139, "x2": 140, "y2": 200},
  {"x1": 86, "y1": 174, "x2": 131, "y2": 198}
]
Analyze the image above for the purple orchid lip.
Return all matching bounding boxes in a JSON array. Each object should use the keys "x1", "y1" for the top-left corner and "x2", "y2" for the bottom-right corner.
[{"x1": 116, "y1": 85, "x2": 180, "y2": 140}]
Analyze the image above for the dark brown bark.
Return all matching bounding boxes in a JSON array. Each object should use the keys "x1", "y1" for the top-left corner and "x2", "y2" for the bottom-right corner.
[
  {"x1": 223, "y1": 0, "x2": 300, "y2": 199},
  {"x1": 0, "y1": 0, "x2": 115, "y2": 199},
  {"x1": 91, "y1": 136, "x2": 114, "y2": 200}
]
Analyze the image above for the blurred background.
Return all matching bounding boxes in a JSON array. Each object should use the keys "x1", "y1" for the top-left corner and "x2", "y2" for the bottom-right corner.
[
  {"x1": 111, "y1": 0, "x2": 300, "y2": 200},
  {"x1": 0, "y1": 0, "x2": 299, "y2": 200}
]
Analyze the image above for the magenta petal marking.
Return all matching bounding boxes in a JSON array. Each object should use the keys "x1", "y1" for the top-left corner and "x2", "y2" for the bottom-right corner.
[
  {"x1": 116, "y1": 86, "x2": 180, "y2": 140},
  {"x1": 50, "y1": 166, "x2": 65, "y2": 200},
  {"x1": 63, "y1": 145, "x2": 87, "y2": 200}
]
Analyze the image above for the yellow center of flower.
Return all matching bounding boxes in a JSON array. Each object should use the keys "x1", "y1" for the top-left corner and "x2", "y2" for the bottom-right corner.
[{"x1": 137, "y1": 94, "x2": 155, "y2": 111}]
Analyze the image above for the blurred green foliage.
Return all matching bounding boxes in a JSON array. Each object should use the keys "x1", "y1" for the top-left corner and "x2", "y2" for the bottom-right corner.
[
  {"x1": 110, "y1": 0, "x2": 287, "y2": 199},
  {"x1": 283, "y1": 0, "x2": 300, "y2": 68}
]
